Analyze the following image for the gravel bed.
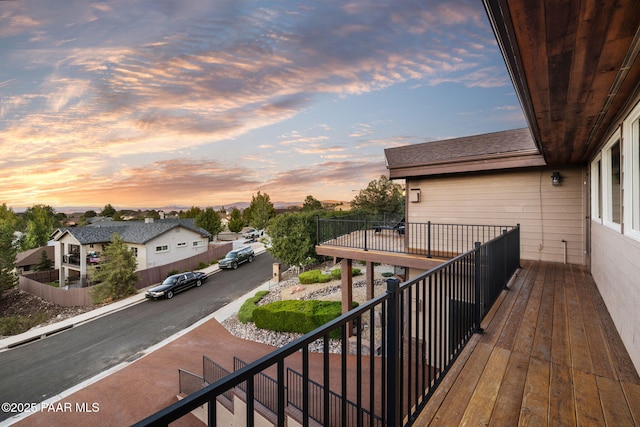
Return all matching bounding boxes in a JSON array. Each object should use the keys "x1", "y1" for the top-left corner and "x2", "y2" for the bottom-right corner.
[{"x1": 220, "y1": 275, "x2": 390, "y2": 354}]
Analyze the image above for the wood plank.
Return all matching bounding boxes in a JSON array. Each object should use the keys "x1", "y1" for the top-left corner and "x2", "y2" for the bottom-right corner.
[
  {"x1": 495, "y1": 261, "x2": 537, "y2": 350},
  {"x1": 597, "y1": 376, "x2": 635, "y2": 426},
  {"x1": 428, "y1": 342, "x2": 494, "y2": 426},
  {"x1": 621, "y1": 381, "x2": 640, "y2": 425},
  {"x1": 513, "y1": 262, "x2": 546, "y2": 355},
  {"x1": 488, "y1": 351, "x2": 530, "y2": 427},
  {"x1": 548, "y1": 361, "x2": 576, "y2": 426},
  {"x1": 551, "y1": 263, "x2": 570, "y2": 367},
  {"x1": 519, "y1": 356, "x2": 550, "y2": 426},
  {"x1": 532, "y1": 263, "x2": 555, "y2": 361},
  {"x1": 573, "y1": 369, "x2": 605, "y2": 426},
  {"x1": 459, "y1": 347, "x2": 510, "y2": 426},
  {"x1": 573, "y1": 266, "x2": 617, "y2": 379},
  {"x1": 415, "y1": 337, "x2": 480, "y2": 427},
  {"x1": 564, "y1": 264, "x2": 594, "y2": 374},
  {"x1": 581, "y1": 267, "x2": 640, "y2": 384}
]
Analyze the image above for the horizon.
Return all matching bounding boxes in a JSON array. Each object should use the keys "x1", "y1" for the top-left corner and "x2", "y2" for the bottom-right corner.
[{"x1": 0, "y1": 1, "x2": 525, "y2": 209}]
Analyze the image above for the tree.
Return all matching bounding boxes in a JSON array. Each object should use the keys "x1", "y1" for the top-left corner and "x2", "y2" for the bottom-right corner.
[
  {"x1": 302, "y1": 195, "x2": 323, "y2": 211},
  {"x1": 35, "y1": 249, "x2": 53, "y2": 271},
  {"x1": 196, "y1": 207, "x2": 223, "y2": 239},
  {"x1": 90, "y1": 233, "x2": 138, "y2": 303},
  {"x1": 266, "y1": 211, "x2": 318, "y2": 270},
  {"x1": 21, "y1": 204, "x2": 59, "y2": 250},
  {"x1": 227, "y1": 208, "x2": 245, "y2": 232},
  {"x1": 350, "y1": 175, "x2": 405, "y2": 215},
  {"x1": 246, "y1": 191, "x2": 276, "y2": 230},
  {"x1": 101, "y1": 204, "x2": 117, "y2": 217},
  {"x1": 0, "y1": 221, "x2": 18, "y2": 296},
  {"x1": 181, "y1": 206, "x2": 203, "y2": 219}
]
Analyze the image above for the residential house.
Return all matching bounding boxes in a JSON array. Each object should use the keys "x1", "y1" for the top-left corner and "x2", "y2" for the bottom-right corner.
[
  {"x1": 14, "y1": 245, "x2": 55, "y2": 275},
  {"x1": 52, "y1": 218, "x2": 211, "y2": 287}
]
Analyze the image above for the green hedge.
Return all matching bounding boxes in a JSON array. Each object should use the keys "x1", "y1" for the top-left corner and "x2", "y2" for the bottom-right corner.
[
  {"x1": 253, "y1": 300, "x2": 358, "y2": 339},
  {"x1": 298, "y1": 269, "x2": 331, "y2": 284},
  {"x1": 238, "y1": 290, "x2": 270, "y2": 324},
  {"x1": 330, "y1": 268, "x2": 362, "y2": 280}
]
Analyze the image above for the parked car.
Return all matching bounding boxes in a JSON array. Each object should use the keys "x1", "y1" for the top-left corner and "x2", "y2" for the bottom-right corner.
[
  {"x1": 145, "y1": 271, "x2": 207, "y2": 299},
  {"x1": 242, "y1": 228, "x2": 264, "y2": 239},
  {"x1": 218, "y1": 246, "x2": 254, "y2": 269}
]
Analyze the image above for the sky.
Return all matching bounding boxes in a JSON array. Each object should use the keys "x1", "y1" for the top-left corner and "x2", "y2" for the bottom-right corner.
[{"x1": 0, "y1": 0, "x2": 526, "y2": 212}]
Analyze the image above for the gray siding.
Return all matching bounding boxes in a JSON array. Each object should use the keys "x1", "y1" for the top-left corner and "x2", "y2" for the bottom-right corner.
[{"x1": 591, "y1": 222, "x2": 640, "y2": 372}]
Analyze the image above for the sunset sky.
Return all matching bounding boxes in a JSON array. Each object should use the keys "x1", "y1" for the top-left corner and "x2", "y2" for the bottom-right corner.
[{"x1": 0, "y1": 0, "x2": 526, "y2": 212}]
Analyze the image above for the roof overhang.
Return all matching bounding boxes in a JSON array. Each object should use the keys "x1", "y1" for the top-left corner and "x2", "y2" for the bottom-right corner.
[{"x1": 483, "y1": 0, "x2": 640, "y2": 165}]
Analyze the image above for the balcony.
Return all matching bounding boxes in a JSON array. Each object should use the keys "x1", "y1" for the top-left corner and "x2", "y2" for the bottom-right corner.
[
  {"x1": 134, "y1": 225, "x2": 524, "y2": 426},
  {"x1": 316, "y1": 215, "x2": 518, "y2": 271}
]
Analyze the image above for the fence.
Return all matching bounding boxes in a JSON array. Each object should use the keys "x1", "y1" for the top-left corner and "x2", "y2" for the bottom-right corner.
[
  {"x1": 133, "y1": 225, "x2": 520, "y2": 427},
  {"x1": 18, "y1": 242, "x2": 233, "y2": 307},
  {"x1": 317, "y1": 215, "x2": 515, "y2": 259}
]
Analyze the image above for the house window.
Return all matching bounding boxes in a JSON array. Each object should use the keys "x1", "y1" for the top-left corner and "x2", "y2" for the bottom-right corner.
[
  {"x1": 177, "y1": 242, "x2": 187, "y2": 248},
  {"x1": 192, "y1": 240, "x2": 203, "y2": 248},
  {"x1": 131, "y1": 247, "x2": 138, "y2": 257},
  {"x1": 624, "y1": 102, "x2": 640, "y2": 240},
  {"x1": 591, "y1": 157, "x2": 602, "y2": 222},
  {"x1": 599, "y1": 132, "x2": 622, "y2": 231},
  {"x1": 155, "y1": 245, "x2": 169, "y2": 253}
]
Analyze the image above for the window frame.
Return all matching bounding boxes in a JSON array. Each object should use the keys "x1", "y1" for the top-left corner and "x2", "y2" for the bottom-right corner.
[
  {"x1": 155, "y1": 244, "x2": 169, "y2": 253},
  {"x1": 623, "y1": 100, "x2": 640, "y2": 240},
  {"x1": 601, "y1": 131, "x2": 622, "y2": 232},
  {"x1": 591, "y1": 155, "x2": 602, "y2": 223}
]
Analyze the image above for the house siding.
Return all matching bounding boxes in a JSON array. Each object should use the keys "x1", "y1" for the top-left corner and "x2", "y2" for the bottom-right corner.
[
  {"x1": 406, "y1": 166, "x2": 586, "y2": 264},
  {"x1": 591, "y1": 222, "x2": 640, "y2": 371},
  {"x1": 143, "y1": 228, "x2": 208, "y2": 269}
]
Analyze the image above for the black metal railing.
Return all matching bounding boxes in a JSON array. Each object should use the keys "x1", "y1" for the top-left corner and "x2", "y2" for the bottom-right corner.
[
  {"x1": 287, "y1": 367, "x2": 384, "y2": 426},
  {"x1": 178, "y1": 369, "x2": 205, "y2": 396},
  {"x1": 133, "y1": 225, "x2": 520, "y2": 427},
  {"x1": 317, "y1": 215, "x2": 516, "y2": 259}
]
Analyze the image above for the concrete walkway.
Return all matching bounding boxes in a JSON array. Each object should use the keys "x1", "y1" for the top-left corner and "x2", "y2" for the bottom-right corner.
[{"x1": 1, "y1": 243, "x2": 271, "y2": 426}]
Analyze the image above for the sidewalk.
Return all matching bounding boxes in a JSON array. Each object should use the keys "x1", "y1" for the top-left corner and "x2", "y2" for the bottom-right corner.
[
  {"x1": 0, "y1": 241, "x2": 264, "y2": 352},
  {"x1": 1, "y1": 243, "x2": 272, "y2": 426}
]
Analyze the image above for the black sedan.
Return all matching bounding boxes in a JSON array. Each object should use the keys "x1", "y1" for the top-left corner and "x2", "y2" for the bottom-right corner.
[{"x1": 145, "y1": 271, "x2": 207, "y2": 299}]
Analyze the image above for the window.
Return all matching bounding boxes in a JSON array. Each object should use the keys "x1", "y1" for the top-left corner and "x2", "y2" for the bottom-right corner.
[
  {"x1": 599, "y1": 132, "x2": 622, "y2": 231},
  {"x1": 591, "y1": 157, "x2": 602, "y2": 222},
  {"x1": 131, "y1": 247, "x2": 138, "y2": 257},
  {"x1": 177, "y1": 242, "x2": 187, "y2": 248},
  {"x1": 155, "y1": 245, "x2": 169, "y2": 253},
  {"x1": 624, "y1": 101, "x2": 640, "y2": 240},
  {"x1": 192, "y1": 240, "x2": 204, "y2": 248}
]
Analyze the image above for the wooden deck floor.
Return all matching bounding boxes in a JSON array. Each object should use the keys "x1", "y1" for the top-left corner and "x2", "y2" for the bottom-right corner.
[{"x1": 415, "y1": 260, "x2": 640, "y2": 426}]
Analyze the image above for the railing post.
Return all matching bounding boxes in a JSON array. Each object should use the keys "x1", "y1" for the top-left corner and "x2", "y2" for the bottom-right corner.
[
  {"x1": 385, "y1": 278, "x2": 401, "y2": 427},
  {"x1": 474, "y1": 242, "x2": 484, "y2": 334},
  {"x1": 364, "y1": 217, "x2": 368, "y2": 251},
  {"x1": 502, "y1": 228, "x2": 509, "y2": 290},
  {"x1": 427, "y1": 221, "x2": 432, "y2": 258}
]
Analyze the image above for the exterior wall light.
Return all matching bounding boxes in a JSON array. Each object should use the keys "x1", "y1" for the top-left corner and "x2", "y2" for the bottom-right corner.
[{"x1": 551, "y1": 172, "x2": 561, "y2": 186}]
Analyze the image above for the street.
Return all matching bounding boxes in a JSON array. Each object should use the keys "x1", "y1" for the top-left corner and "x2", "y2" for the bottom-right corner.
[{"x1": 0, "y1": 252, "x2": 276, "y2": 422}]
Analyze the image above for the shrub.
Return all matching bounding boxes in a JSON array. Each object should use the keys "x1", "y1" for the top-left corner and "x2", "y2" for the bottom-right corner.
[
  {"x1": 197, "y1": 261, "x2": 209, "y2": 270},
  {"x1": 253, "y1": 300, "x2": 358, "y2": 339},
  {"x1": 298, "y1": 269, "x2": 330, "y2": 284},
  {"x1": 330, "y1": 268, "x2": 362, "y2": 280},
  {"x1": 238, "y1": 290, "x2": 270, "y2": 324},
  {"x1": 167, "y1": 269, "x2": 179, "y2": 277},
  {"x1": 0, "y1": 313, "x2": 50, "y2": 336}
]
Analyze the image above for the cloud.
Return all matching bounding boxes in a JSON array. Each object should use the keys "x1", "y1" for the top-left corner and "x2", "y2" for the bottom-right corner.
[{"x1": 0, "y1": 0, "x2": 518, "y2": 208}]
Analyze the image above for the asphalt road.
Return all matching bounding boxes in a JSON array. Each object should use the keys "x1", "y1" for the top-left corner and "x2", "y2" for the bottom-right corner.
[{"x1": 0, "y1": 252, "x2": 277, "y2": 422}]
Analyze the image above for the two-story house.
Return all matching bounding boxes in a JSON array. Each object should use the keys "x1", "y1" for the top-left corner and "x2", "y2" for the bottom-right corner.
[{"x1": 52, "y1": 218, "x2": 211, "y2": 287}]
